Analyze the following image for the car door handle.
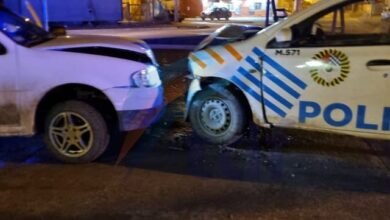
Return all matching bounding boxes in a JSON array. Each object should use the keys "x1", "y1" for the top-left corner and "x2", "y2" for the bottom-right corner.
[
  {"x1": 366, "y1": 60, "x2": 390, "y2": 72},
  {"x1": 367, "y1": 60, "x2": 390, "y2": 67}
]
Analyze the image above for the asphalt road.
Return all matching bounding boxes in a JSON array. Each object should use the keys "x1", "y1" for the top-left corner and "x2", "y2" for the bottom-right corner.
[{"x1": 0, "y1": 49, "x2": 389, "y2": 219}]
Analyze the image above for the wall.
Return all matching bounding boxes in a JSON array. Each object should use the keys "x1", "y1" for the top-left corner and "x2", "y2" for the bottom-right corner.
[{"x1": 4, "y1": 0, "x2": 122, "y2": 23}]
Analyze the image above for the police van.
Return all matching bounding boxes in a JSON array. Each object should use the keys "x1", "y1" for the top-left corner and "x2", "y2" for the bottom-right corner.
[{"x1": 186, "y1": 0, "x2": 390, "y2": 144}]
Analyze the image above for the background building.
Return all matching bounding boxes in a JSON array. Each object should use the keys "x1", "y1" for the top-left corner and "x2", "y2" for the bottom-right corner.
[
  {"x1": 3, "y1": 0, "x2": 389, "y2": 23},
  {"x1": 4, "y1": 0, "x2": 122, "y2": 23},
  {"x1": 201, "y1": 0, "x2": 390, "y2": 17}
]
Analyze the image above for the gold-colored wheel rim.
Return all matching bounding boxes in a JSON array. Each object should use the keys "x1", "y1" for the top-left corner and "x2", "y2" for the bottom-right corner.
[{"x1": 49, "y1": 112, "x2": 93, "y2": 158}]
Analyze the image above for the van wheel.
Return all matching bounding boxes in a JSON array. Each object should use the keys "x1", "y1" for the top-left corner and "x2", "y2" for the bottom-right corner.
[
  {"x1": 189, "y1": 86, "x2": 248, "y2": 145},
  {"x1": 44, "y1": 101, "x2": 110, "y2": 163}
]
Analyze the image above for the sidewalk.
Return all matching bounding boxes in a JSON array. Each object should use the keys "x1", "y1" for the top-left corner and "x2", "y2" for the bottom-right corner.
[{"x1": 67, "y1": 16, "x2": 265, "y2": 39}]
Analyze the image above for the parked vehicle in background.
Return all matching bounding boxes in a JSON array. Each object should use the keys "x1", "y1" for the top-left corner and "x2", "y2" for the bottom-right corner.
[
  {"x1": 187, "y1": 0, "x2": 390, "y2": 145},
  {"x1": 0, "y1": 7, "x2": 164, "y2": 163},
  {"x1": 200, "y1": 7, "x2": 232, "y2": 21}
]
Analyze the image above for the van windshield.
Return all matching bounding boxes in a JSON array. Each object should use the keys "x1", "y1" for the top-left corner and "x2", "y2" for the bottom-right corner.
[{"x1": 0, "y1": 8, "x2": 54, "y2": 47}]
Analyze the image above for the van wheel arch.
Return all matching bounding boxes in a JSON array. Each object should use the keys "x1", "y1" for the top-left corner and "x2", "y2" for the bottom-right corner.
[
  {"x1": 189, "y1": 77, "x2": 253, "y2": 144},
  {"x1": 192, "y1": 77, "x2": 253, "y2": 121}
]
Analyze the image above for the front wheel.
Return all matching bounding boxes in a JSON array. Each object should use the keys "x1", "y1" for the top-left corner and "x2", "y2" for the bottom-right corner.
[
  {"x1": 189, "y1": 86, "x2": 248, "y2": 145},
  {"x1": 44, "y1": 100, "x2": 111, "y2": 163}
]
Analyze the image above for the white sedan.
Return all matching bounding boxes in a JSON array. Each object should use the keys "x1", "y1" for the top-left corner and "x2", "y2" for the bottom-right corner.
[{"x1": 0, "y1": 7, "x2": 164, "y2": 163}]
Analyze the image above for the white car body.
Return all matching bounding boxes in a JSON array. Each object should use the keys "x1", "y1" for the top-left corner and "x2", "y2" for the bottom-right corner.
[
  {"x1": 0, "y1": 26, "x2": 163, "y2": 136},
  {"x1": 187, "y1": 0, "x2": 390, "y2": 140}
]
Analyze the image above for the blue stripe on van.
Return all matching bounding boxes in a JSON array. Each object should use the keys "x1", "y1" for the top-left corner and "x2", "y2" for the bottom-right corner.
[
  {"x1": 231, "y1": 75, "x2": 287, "y2": 118},
  {"x1": 264, "y1": 71, "x2": 301, "y2": 99},
  {"x1": 252, "y1": 47, "x2": 307, "y2": 90},
  {"x1": 231, "y1": 75, "x2": 262, "y2": 102},
  {"x1": 237, "y1": 67, "x2": 262, "y2": 88}
]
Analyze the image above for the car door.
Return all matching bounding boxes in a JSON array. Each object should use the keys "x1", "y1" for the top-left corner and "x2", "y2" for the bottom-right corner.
[
  {"x1": 0, "y1": 32, "x2": 21, "y2": 132},
  {"x1": 262, "y1": 0, "x2": 390, "y2": 136}
]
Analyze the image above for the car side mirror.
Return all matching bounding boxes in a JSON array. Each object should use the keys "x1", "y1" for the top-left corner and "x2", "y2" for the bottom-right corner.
[
  {"x1": 275, "y1": 28, "x2": 292, "y2": 43},
  {"x1": 0, "y1": 44, "x2": 7, "y2": 55},
  {"x1": 50, "y1": 25, "x2": 67, "y2": 36}
]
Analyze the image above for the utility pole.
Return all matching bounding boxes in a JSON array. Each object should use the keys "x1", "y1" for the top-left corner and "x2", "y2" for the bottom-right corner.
[
  {"x1": 294, "y1": 0, "x2": 303, "y2": 13},
  {"x1": 41, "y1": 0, "x2": 49, "y2": 31},
  {"x1": 174, "y1": 0, "x2": 180, "y2": 22}
]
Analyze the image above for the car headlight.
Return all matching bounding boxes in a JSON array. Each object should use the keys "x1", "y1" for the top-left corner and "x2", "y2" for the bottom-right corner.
[{"x1": 131, "y1": 65, "x2": 161, "y2": 88}]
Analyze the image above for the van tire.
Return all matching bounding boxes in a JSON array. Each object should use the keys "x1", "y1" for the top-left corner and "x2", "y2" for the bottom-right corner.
[
  {"x1": 44, "y1": 100, "x2": 110, "y2": 163},
  {"x1": 189, "y1": 86, "x2": 248, "y2": 145}
]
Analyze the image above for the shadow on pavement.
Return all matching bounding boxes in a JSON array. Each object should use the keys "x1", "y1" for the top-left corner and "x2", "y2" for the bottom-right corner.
[
  {"x1": 113, "y1": 99, "x2": 390, "y2": 194},
  {"x1": 0, "y1": 98, "x2": 389, "y2": 195}
]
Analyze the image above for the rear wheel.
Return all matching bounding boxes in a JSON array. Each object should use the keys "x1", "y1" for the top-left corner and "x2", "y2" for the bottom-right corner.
[
  {"x1": 44, "y1": 100, "x2": 110, "y2": 163},
  {"x1": 189, "y1": 86, "x2": 248, "y2": 145}
]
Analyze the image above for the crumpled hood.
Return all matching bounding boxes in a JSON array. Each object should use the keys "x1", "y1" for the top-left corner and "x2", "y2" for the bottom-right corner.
[
  {"x1": 195, "y1": 24, "x2": 262, "y2": 51},
  {"x1": 33, "y1": 35, "x2": 150, "y2": 53}
]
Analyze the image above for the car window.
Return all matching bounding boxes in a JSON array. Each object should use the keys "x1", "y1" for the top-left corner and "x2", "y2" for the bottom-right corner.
[
  {"x1": 298, "y1": 0, "x2": 389, "y2": 47},
  {"x1": 269, "y1": 0, "x2": 390, "y2": 48}
]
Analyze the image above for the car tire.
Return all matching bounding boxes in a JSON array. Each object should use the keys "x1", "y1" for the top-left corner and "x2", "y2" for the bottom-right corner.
[
  {"x1": 225, "y1": 16, "x2": 229, "y2": 20},
  {"x1": 189, "y1": 86, "x2": 248, "y2": 145},
  {"x1": 217, "y1": 16, "x2": 221, "y2": 20},
  {"x1": 44, "y1": 100, "x2": 110, "y2": 163},
  {"x1": 210, "y1": 16, "x2": 214, "y2": 21}
]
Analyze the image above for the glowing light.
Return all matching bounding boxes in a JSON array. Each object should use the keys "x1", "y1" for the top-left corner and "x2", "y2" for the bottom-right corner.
[
  {"x1": 297, "y1": 60, "x2": 323, "y2": 68},
  {"x1": 306, "y1": 60, "x2": 323, "y2": 67}
]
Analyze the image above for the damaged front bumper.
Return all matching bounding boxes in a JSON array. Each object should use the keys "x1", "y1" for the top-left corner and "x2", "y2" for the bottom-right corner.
[{"x1": 105, "y1": 86, "x2": 165, "y2": 131}]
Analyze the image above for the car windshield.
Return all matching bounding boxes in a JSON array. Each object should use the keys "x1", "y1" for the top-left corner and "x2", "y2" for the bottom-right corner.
[{"x1": 0, "y1": 8, "x2": 54, "y2": 47}]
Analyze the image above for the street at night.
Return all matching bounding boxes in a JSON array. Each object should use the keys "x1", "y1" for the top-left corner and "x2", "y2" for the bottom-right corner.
[
  {"x1": 1, "y1": 0, "x2": 390, "y2": 219},
  {"x1": 0, "y1": 48, "x2": 389, "y2": 219}
]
